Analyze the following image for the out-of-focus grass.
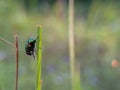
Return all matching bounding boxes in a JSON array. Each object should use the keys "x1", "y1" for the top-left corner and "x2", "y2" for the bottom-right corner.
[{"x1": 0, "y1": 0, "x2": 120, "y2": 90}]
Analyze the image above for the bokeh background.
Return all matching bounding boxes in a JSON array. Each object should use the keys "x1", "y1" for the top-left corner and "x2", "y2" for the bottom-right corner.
[{"x1": 0, "y1": 0, "x2": 120, "y2": 90}]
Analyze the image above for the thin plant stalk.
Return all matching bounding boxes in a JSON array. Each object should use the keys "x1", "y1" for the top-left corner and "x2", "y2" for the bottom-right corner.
[
  {"x1": 0, "y1": 37, "x2": 15, "y2": 47},
  {"x1": 68, "y1": 0, "x2": 82, "y2": 90},
  {"x1": 36, "y1": 25, "x2": 42, "y2": 90},
  {"x1": 0, "y1": 36, "x2": 19, "y2": 90},
  {"x1": 68, "y1": 0, "x2": 75, "y2": 90},
  {"x1": 15, "y1": 35, "x2": 19, "y2": 90}
]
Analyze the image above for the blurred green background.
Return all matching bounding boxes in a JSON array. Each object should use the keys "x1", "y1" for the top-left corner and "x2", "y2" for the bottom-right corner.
[{"x1": 0, "y1": 0, "x2": 120, "y2": 90}]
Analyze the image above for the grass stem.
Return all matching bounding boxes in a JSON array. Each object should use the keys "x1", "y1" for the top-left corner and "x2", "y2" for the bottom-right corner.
[
  {"x1": 69, "y1": 0, "x2": 75, "y2": 90},
  {"x1": 69, "y1": 0, "x2": 82, "y2": 90},
  {"x1": 0, "y1": 37, "x2": 15, "y2": 47},
  {"x1": 0, "y1": 36, "x2": 19, "y2": 90},
  {"x1": 15, "y1": 35, "x2": 19, "y2": 90},
  {"x1": 36, "y1": 25, "x2": 42, "y2": 90}
]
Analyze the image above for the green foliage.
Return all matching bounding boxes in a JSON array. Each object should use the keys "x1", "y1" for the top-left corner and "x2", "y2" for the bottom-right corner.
[{"x1": 0, "y1": 0, "x2": 120, "y2": 90}]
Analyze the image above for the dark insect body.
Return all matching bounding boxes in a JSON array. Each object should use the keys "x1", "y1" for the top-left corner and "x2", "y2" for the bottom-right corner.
[{"x1": 25, "y1": 38, "x2": 36, "y2": 58}]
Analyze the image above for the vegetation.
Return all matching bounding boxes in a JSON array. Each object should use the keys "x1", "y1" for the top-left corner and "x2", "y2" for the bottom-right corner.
[
  {"x1": 0, "y1": 0, "x2": 120, "y2": 90},
  {"x1": 36, "y1": 25, "x2": 42, "y2": 90}
]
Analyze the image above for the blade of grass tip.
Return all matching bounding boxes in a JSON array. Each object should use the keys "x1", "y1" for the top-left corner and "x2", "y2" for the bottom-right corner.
[
  {"x1": 36, "y1": 25, "x2": 42, "y2": 90},
  {"x1": 15, "y1": 35, "x2": 19, "y2": 90}
]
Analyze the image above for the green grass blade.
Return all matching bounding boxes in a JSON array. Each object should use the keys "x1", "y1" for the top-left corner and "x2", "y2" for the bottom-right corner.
[{"x1": 36, "y1": 25, "x2": 42, "y2": 90}]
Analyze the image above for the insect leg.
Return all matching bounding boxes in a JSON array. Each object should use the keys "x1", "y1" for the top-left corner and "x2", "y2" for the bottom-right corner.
[{"x1": 32, "y1": 51, "x2": 35, "y2": 60}]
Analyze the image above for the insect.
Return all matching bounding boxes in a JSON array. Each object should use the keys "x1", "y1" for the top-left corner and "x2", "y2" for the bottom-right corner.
[{"x1": 25, "y1": 38, "x2": 36, "y2": 58}]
